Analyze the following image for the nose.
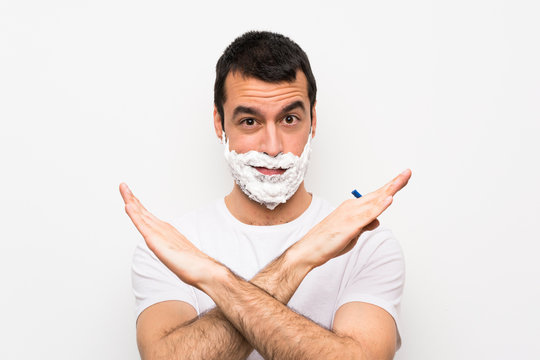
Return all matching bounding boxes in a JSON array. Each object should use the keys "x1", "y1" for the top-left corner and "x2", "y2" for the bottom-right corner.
[{"x1": 260, "y1": 124, "x2": 283, "y2": 157}]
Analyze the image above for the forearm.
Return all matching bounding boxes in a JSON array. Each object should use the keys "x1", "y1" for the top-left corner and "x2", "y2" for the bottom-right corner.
[
  {"x1": 148, "y1": 308, "x2": 250, "y2": 360},
  {"x1": 152, "y1": 248, "x2": 308, "y2": 360},
  {"x1": 201, "y1": 267, "x2": 364, "y2": 360}
]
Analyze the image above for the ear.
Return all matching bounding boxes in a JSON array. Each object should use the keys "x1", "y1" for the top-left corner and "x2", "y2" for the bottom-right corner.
[
  {"x1": 213, "y1": 105, "x2": 224, "y2": 141},
  {"x1": 310, "y1": 101, "x2": 317, "y2": 138}
]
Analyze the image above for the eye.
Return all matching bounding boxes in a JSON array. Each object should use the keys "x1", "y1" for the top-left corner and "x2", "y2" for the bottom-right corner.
[
  {"x1": 241, "y1": 118, "x2": 256, "y2": 127},
  {"x1": 283, "y1": 115, "x2": 299, "y2": 125}
]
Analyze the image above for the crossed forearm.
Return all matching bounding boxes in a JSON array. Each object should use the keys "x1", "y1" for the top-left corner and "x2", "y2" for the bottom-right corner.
[
  {"x1": 152, "y1": 248, "x2": 309, "y2": 360},
  {"x1": 201, "y1": 264, "x2": 364, "y2": 360},
  {"x1": 155, "y1": 246, "x2": 363, "y2": 360}
]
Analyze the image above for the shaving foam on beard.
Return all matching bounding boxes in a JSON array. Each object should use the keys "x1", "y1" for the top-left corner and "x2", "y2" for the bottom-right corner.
[{"x1": 222, "y1": 131, "x2": 312, "y2": 210}]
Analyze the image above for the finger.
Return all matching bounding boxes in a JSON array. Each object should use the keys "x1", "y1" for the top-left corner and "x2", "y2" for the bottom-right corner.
[
  {"x1": 119, "y1": 182, "x2": 133, "y2": 204},
  {"x1": 390, "y1": 169, "x2": 412, "y2": 196},
  {"x1": 366, "y1": 196, "x2": 393, "y2": 224},
  {"x1": 119, "y1": 183, "x2": 147, "y2": 212},
  {"x1": 125, "y1": 202, "x2": 150, "y2": 237},
  {"x1": 368, "y1": 169, "x2": 411, "y2": 200},
  {"x1": 119, "y1": 184, "x2": 145, "y2": 216},
  {"x1": 386, "y1": 169, "x2": 412, "y2": 196},
  {"x1": 119, "y1": 183, "x2": 156, "y2": 219},
  {"x1": 119, "y1": 183, "x2": 144, "y2": 208},
  {"x1": 140, "y1": 205, "x2": 162, "y2": 226},
  {"x1": 368, "y1": 171, "x2": 407, "y2": 220},
  {"x1": 348, "y1": 195, "x2": 391, "y2": 231}
]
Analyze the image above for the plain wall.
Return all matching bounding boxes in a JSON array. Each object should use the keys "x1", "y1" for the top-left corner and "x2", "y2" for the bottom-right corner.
[{"x1": 1, "y1": 1, "x2": 539, "y2": 359}]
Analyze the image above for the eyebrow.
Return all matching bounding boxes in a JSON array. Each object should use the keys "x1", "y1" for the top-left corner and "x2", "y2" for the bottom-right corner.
[
  {"x1": 232, "y1": 105, "x2": 262, "y2": 119},
  {"x1": 281, "y1": 100, "x2": 305, "y2": 114},
  {"x1": 232, "y1": 100, "x2": 306, "y2": 119}
]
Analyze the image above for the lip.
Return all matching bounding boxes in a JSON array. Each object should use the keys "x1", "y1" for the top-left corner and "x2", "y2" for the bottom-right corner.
[{"x1": 253, "y1": 167, "x2": 286, "y2": 175}]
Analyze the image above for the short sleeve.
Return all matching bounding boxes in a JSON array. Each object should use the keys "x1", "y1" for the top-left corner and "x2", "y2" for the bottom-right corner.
[
  {"x1": 131, "y1": 241, "x2": 198, "y2": 321},
  {"x1": 335, "y1": 227, "x2": 405, "y2": 348}
]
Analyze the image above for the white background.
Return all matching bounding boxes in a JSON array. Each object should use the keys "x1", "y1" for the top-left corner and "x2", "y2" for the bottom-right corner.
[{"x1": 1, "y1": 1, "x2": 539, "y2": 359}]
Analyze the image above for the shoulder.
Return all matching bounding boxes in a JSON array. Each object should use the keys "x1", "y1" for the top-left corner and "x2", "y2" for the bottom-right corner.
[
  {"x1": 347, "y1": 225, "x2": 404, "y2": 278},
  {"x1": 358, "y1": 226, "x2": 402, "y2": 257}
]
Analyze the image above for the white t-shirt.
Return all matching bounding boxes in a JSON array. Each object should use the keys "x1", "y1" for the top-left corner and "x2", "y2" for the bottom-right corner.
[{"x1": 132, "y1": 194, "x2": 405, "y2": 358}]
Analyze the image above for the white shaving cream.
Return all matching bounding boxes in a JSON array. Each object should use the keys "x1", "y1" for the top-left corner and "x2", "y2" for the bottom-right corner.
[{"x1": 223, "y1": 132, "x2": 312, "y2": 210}]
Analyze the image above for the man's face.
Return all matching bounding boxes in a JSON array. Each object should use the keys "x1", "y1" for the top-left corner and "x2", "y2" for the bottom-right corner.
[{"x1": 214, "y1": 70, "x2": 316, "y2": 176}]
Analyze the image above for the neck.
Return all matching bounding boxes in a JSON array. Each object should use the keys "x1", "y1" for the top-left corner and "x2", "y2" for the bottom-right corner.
[{"x1": 224, "y1": 182, "x2": 312, "y2": 226}]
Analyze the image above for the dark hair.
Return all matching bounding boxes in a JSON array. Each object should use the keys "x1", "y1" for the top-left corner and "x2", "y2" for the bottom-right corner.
[{"x1": 214, "y1": 31, "x2": 317, "y2": 130}]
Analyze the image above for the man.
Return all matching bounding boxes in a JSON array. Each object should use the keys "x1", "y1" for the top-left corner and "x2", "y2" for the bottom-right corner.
[{"x1": 120, "y1": 31, "x2": 412, "y2": 360}]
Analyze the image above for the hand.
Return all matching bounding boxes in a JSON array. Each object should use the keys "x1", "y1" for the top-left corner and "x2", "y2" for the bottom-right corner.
[
  {"x1": 119, "y1": 183, "x2": 218, "y2": 288},
  {"x1": 292, "y1": 169, "x2": 412, "y2": 269}
]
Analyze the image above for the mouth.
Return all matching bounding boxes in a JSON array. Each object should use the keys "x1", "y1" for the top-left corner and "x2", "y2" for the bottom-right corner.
[{"x1": 253, "y1": 167, "x2": 287, "y2": 175}]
